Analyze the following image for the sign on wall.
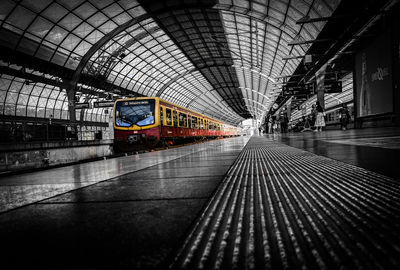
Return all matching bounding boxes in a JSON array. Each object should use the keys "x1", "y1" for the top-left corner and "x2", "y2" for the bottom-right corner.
[
  {"x1": 93, "y1": 101, "x2": 115, "y2": 108},
  {"x1": 283, "y1": 83, "x2": 314, "y2": 96},
  {"x1": 75, "y1": 103, "x2": 90, "y2": 109},
  {"x1": 324, "y1": 80, "x2": 342, "y2": 93}
]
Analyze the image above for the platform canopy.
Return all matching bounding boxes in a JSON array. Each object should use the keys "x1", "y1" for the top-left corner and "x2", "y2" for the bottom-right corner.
[{"x1": 0, "y1": 0, "x2": 340, "y2": 125}]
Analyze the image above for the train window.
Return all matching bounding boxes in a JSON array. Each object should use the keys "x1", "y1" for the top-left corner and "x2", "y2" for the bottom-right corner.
[
  {"x1": 209, "y1": 121, "x2": 213, "y2": 130},
  {"x1": 191, "y1": 116, "x2": 198, "y2": 129},
  {"x1": 199, "y1": 118, "x2": 204, "y2": 129},
  {"x1": 165, "y1": 108, "x2": 172, "y2": 126},
  {"x1": 173, "y1": 110, "x2": 178, "y2": 127},
  {"x1": 115, "y1": 99, "x2": 155, "y2": 127},
  {"x1": 160, "y1": 106, "x2": 164, "y2": 126},
  {"x1": 205, "y1": 120, "x2": 208, "y2": 129},
  {"x1": 179, "y1": 113, "x2": 187, "y2": 127}
]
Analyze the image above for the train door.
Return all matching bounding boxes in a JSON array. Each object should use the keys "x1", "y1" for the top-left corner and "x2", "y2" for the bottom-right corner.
[
  {"x1": 164, "y1": 108, "x2": 173, "y2": 138},
  {"x1": 199, "y1": 118, "x2": 204, "y2": 137},
  {"x1": 160, "y1": 106, "x2": 164, "y2": 126},
  {"x1": 178, "y1": 112, "x2": 188, "y2": 136},
  {"x1": 173, "y1": 110, "x2": 178, "y2": 128},
  {"x1": 191, "y1": 116, "x2": 197, "y2": 136}
]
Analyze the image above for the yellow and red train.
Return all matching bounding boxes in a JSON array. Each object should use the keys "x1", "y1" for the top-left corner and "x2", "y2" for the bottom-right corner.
[{"x1": 113, "y1": 97, "x2": 240, "y2": 151}]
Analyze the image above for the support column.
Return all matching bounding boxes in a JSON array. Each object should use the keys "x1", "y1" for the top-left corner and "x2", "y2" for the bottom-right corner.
[
  {"x1": 66, "y1": 83, "x2": 78, "y2": 138},
  {"x1": 253, "y1": 118, "x2": 259, "y2": 136},
  {"x1": 393, "y1": 11, "x2": 400, "y2": 125},
  {"x1": 316, "y1": 64, "x2": 328, "y2": 109}
]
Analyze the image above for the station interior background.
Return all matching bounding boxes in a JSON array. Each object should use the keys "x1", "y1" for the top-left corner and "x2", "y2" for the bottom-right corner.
[{"x1": 0, "y1": 0, "x2": 399, "y2": 173}]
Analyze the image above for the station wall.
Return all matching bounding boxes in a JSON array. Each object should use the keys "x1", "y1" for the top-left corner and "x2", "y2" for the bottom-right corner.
[{"x1": 0, "y1": 140, "x2": 113, "y2": 172}]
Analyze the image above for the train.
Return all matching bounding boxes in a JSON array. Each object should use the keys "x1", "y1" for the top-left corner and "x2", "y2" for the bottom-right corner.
[
  {"x1": 290, "y1": 102, "x2": 355, "y2": 132},
  {"x1": 113, "y1": 97, "x2": 241, "y2": 151}
]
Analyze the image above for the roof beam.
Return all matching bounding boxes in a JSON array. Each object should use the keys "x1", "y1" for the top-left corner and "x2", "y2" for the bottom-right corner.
[
  {"x1": 0, "y1": 46, "x2": 143, "y2": 98},
  {"x1": 288, "y1": 38, "x2": 333, "y2": 46}
]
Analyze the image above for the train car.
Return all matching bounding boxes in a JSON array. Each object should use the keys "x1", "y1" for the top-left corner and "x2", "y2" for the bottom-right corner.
[
  {"x1": 290, "y1": 102, "x2": 354, "y2": 132},
  {"x1": 324, "y1": 102, "x2": 354, "y2": 127},
  {"x1": 113, "y1": 97, "x2": 240, "y2": 151}
]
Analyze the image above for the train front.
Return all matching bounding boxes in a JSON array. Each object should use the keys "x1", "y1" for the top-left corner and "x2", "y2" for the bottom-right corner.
[{"x1": 113, "y1": 98, "x2": 160, "y2": 151}]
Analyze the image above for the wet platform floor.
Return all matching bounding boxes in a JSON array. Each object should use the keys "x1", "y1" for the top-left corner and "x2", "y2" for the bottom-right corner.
[
  {"x1": 1, "y1": 128, "x2": 400, "y2": 269},
  {"x1": 277, "y1": 127, "x2": 400, "y2": 179},
  {"x1": 0, "y1": 137, "x2": 249, "y2": 269}
]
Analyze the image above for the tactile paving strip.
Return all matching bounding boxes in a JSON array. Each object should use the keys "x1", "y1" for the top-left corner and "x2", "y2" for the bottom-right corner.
[{"x1": 170, "y1": 136, "x2": 400, "y2": 269}]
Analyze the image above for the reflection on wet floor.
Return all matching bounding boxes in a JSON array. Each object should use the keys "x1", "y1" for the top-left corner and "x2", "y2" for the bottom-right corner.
[
  {"x1": 171, "y1": 136, "x2": 400, "y2": 270},
  {"x1": 1, "y1": 129, "x2": 400, "y2": 268},
  {"x1": 0, "y1": 136, "x2": 250, "y2": 213},
  {"x1": 276, "y1": 127, "x2": 400, "y2": 180},
  {"x1": 325, "y1": 136, "x2": 400, "y2": 149},
  {"x1": 0, "y1": 136, "x2": 250, "y2": 269}
]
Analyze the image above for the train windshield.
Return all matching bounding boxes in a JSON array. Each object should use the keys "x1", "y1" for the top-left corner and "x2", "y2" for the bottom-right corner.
[{"x1": 115, "y1": 99, "x2": 155, "y2": 127}]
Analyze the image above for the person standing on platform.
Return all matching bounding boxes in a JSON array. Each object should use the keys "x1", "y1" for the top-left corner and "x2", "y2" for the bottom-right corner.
[
  {"x1": 272, "y1": 116, "x2": 279, "y2": 134},
  {"x1": 339, "y1": 103, "x2": 351, "y2": 130},
  {"x1": 311, "y1": 104, "x2": 317, "y2": 128},
  {"x1": 314, "y1": 101, "x2": 325, "y2": 132},
  {"x1": 280, "y1": 113, "x2": 289, "y2": 133},
  {"x1": 267, "y1": 117, "x2": 273, "y2": 134}
]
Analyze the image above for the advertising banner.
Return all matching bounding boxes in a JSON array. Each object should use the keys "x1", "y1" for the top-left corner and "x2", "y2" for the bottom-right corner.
[{"x1": 355, "y1": 30, "x2": 393, "y2": 117}]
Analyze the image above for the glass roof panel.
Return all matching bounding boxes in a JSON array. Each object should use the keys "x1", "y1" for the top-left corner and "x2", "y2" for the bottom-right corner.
[
  {"x1": 0, "y1": 0, "x2": 342, "y2": 125},
  {"x1": 219, "y1": 0, "x2": 340, "y2": 119},
  {"x1": 42, "y1": 2, "x2": 69, "y2": 22}
]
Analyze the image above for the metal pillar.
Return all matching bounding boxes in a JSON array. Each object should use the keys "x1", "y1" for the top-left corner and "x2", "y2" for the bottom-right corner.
[
  {"x1": 66, "y1": 84, "x2": 77, "y2": 137},
  {"x1": 316, "y1": 64, "x2": 328, "y2": 109}
]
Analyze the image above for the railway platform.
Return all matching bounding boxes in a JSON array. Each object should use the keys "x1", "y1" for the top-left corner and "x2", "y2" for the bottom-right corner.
[{"x1": 1, "y1": 128, "x2": 400, "y2": 269}]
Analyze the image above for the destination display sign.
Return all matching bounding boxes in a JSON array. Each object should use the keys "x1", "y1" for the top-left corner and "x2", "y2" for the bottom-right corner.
[
  {"x1": 122, "y1": 100, "x2": 150, "y2": 106},
  {"x1": 75, "y1": 102, "x2": 90, "y2": 109},
  {"x1": 93, "y1": 101, "x2": 115, "y2": 108},
  {"x1": 324, "y1": 80, "x2": 342, "y2": 93},
  {"x1": 283, "y1": 83, "x2": 314, "y2": 96}
]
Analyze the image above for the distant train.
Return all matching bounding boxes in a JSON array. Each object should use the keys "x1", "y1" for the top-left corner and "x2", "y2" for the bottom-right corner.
[
  {"x1": 290, "y1": 102, "x2": 354, "y2": 131},
  {"x1": 324, "y1": 102, "x2": 354, "y2": 126},
  {"x1": 113, "y1": 97, "x2": 240, "y2": 151}
]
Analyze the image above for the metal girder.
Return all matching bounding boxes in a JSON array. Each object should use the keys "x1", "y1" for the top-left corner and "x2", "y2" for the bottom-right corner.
[
  {"x1": 0, "y1": 45, "x2": 142, "y2": 98},
  {"x1": 156, "y1": 61, "x2": 234, "y2": 97},
  {"x1": 0, "y1": 44, "x2": 73, "y2": 80},
  {"x1": 67, "y1": 14, "x2": 152, "y2": 95},
  {"x1": 288, "y1": 38, "x2": 333, "y2": 46},
  {"x1": 86, "y1": 25, "x2": 161, "y2": 79},
  {"x1": 0, "y1": 114, "x2": 108, "y2": 127},
  {"x1": 0, "y1": 66, "x2": 109, "y2": 98},
  {"x1": 138, "y1": 2, "x2": 252, "y2": 119}
]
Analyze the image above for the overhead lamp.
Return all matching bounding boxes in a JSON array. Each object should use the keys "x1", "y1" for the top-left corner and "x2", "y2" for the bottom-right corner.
[
  {"x1": 296, "y1": 15, "x2": 311, "y2": 24},
  {"x1": 288, "y1": 38, "x2": 332, "y2": 46},
  {"x1": 296, "y1": 15, "x2": 333, "y2": 24},
  {"x1": 119, "y1": 52, "x2": 127, "y2": 59},
  {"x1": 282, "y1": 55, "x2": 305, "y2": 61}
]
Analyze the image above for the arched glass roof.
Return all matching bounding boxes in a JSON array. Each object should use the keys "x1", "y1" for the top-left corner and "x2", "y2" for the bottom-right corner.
[{"x1": 0, "y1": 0, "x2": 341, "y2": 126}]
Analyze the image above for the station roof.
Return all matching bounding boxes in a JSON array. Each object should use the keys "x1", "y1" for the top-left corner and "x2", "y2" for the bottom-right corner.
[{"x1": 0, "y1": 0, "x2": 343, "y2": 125}]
